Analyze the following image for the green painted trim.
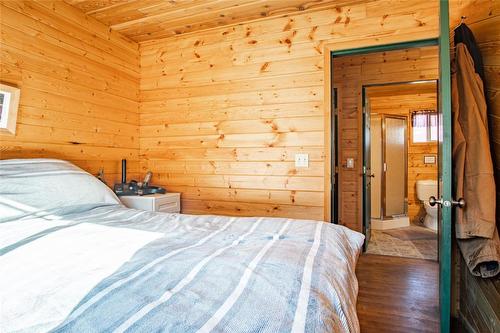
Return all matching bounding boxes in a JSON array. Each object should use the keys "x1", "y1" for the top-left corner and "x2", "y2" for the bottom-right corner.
[
  {"x1": 439, "y1": 1, "x2": 453, "y2": 333},
  {"x1": 331, "y1": 38, "x2": 438, "y2": 57}
]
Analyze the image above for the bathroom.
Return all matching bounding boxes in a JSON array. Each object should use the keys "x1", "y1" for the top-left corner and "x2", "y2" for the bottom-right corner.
[{"x1": 365, "y1": 80, "x2": 439, "y2": 260}]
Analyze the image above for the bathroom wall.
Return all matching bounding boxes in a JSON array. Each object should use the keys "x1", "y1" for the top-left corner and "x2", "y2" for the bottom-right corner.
[{"x1": 369, "y1": 91, "x2": 438, "y2": 222}]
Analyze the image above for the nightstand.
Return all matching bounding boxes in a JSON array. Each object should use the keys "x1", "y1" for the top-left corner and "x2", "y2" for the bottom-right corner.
[{"x1": 120, "y1": 193, "x2": 181, "y2": 213}]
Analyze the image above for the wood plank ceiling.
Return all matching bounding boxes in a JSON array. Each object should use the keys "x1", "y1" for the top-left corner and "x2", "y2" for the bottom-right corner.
[{"x1": 64, "y1": 0, "x2": 359, "y2": 42}]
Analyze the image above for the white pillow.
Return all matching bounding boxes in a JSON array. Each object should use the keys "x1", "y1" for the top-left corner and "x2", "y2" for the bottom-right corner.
[{"x1": 0, "y1": 159, "x2": 120, "y2": 219}]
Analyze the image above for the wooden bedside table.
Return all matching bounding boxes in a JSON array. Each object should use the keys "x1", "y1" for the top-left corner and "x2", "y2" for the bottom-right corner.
[{"x1": 120, "y1": 193, "x2": 180, "y2": 213}]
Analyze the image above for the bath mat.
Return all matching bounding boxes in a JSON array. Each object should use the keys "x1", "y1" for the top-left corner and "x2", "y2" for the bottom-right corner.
[{"x1": 367, "y1": 229, "x2": 437, "y2": 260}]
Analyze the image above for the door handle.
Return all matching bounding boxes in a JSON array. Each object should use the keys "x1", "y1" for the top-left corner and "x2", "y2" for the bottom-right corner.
[
  {"x1": 428, "y1": 196, "x2": 442, "y2": 206},
  {"x1": 429, "y1": 196, "x2": 466, "y2": 208},
  {"x1": 452, "y1": 198, "x2": 466, "y2": 208}
]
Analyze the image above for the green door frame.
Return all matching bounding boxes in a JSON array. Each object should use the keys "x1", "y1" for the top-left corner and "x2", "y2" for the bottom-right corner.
[
  {"x1": 330, "y1": 6, "x2": 453, "y2": 329},
  {"x1": 438, "y1": 1, "x2": 453, "y2": 332}
]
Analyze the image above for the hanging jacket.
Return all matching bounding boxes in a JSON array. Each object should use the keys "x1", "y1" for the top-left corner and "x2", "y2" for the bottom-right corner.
[{"x1": 452, "y1": 24, "x2": 500, "y2": 278}]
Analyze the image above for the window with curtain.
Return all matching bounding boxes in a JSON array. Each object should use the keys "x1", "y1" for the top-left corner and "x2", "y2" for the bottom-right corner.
[{"x1": 411, "y1": 110, "x2": 438, "y2": 143}]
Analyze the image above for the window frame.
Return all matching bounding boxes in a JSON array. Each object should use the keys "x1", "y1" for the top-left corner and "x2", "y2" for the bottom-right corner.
[
  {"x1": 411, "y1": 111, "x2": 438, "y2": 144},
  {"x1": 0, "y1": 83, "x2": 20, "y2": 135}
]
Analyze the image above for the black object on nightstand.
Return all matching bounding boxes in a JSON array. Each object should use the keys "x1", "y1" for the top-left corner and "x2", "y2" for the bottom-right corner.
[{"x1": 114, "y1": 159, "x2": 166, "y2": 196}]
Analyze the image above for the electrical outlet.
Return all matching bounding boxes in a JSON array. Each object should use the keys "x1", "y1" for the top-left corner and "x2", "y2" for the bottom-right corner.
[{"x1": 295, "y1": 153, "x2": 309, "y2": 168}]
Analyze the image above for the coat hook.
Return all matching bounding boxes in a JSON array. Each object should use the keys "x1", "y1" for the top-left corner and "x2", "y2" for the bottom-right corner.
[{"x1": 454, "y1": 16, "x2": 467, "y2": 30}]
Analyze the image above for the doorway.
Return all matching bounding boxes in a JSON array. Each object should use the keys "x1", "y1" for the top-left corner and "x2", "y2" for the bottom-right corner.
[
  {"x1": 363, "y1": 81, "x2": 439, "y2": 260},
  {"x1": 325, "y1": 4, "x2": 453, "y2": 332}
]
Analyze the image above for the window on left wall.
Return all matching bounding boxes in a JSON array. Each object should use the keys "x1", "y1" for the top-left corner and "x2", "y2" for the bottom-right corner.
[{"x1": 0, "y1": 83, "x2": 20, "y2": 135}]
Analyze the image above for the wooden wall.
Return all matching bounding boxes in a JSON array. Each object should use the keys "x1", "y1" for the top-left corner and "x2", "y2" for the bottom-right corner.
[
  {"x1": 449, "y1": 1, "x2": 500, "y2": 332},
  {"x1": 139, "y1": 0, "x2": 440, "y2": 221},
  {"x1": 332, "y1": 46, "x2": 439, "y2": 231},
  {"x1": 369, "y1": 92, "x2": 438, "y2": 223},
  {"x1": 0, "y1": 0, "x2": 140, "y2": 184}
]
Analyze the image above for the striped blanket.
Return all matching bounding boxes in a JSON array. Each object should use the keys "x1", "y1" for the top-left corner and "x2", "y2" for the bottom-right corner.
[
  {"x1": 1, "y1": 207, "x2": 363, "y2": 333},
  {"x1": 0, "y1": 159, "x2": 364, "y2": 333}
]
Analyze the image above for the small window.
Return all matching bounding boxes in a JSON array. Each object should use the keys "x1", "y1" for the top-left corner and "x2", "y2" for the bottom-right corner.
[
  {"x1": 0, "y1": 83, "x2": 21, "y2": 135},
  {"x1": 412, "y1": 110, "x2": 437, "y2": 143}
]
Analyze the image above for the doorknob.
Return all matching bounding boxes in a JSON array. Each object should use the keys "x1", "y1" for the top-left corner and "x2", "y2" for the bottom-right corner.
[
  {"x1": 429, "y1": 196, "x2": 466, "y2": 208},
  {"x1": 452, "y1": 198, "x2": 466, "y2": 208},
  {"x1": 429, "y1": 196, "x2": 442, "y2": 207}
]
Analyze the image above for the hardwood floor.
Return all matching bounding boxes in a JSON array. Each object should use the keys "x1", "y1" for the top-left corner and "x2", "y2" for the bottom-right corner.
[{"x1": 356, "y1": 254, "x2": 439, "y2": 333}]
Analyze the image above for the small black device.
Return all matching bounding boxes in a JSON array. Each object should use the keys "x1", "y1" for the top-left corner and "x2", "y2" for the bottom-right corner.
[{"x1": 114, "y1": 159, "x2": 166, "y2": 196}]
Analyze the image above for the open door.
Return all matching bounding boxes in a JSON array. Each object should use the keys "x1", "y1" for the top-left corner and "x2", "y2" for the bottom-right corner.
[
  {"x1": 362, "y1": 91, "x2": 372, "y2": 248},
  {"x1": 438, "y1": 1, "x2": 452, "y2": 332},
  {"x1": 331, "y1": 87, "x2": 339, "y2": 224}
]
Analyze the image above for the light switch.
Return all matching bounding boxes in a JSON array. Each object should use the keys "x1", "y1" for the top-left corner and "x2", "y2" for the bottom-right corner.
[
  {"x1": 295, "y1": 153, "x2": 309, "y2": 168},
  {"x1": 346, "y1": 158, "x2": 354, "y2": 169},
  {"x1": 424, "y1": 155, "x2": 436, "y2": 164}
]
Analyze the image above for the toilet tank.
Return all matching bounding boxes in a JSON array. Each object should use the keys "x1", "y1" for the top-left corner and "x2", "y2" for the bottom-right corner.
[{"x1": 416, "y1": 180, "x2": 438, "y2": 201}]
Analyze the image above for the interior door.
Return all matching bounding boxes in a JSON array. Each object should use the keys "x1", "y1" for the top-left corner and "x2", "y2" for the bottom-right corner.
[
  {"x1": 332, "y1": 87, "x2": 339, "y2": 224},
  {"x1": 362, "y1": 91, "x2": 371, "y2": 248},
  {"x1": 438, "y1": 1, "x2": 452, "y2": 332}
]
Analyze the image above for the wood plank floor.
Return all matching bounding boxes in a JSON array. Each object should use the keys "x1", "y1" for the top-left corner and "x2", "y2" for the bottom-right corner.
[{"x1": 356, "y1": 254, "x2": 440, "y2": 333}]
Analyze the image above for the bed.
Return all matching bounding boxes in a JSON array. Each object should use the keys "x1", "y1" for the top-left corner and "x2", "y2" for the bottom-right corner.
[{"x1": 0, "y1": 159, "x2": 364, "y2": 333}]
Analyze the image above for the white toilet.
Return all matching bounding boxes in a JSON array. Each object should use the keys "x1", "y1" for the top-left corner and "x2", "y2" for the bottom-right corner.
[{"x1": 416, "y1": 180, "x2": 438, "y2": 231}]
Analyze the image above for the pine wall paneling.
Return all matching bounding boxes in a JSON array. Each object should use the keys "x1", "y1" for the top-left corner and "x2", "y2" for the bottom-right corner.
[
  {"x1": 1, "y1": 1, "x2": 497, "y2": 330},
  {"x1": 0, "y1": 0, "x2": 140, "y2": 184},
  {"x1": 139, "y1": 0, "x2": 440, "y2": 222}
]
